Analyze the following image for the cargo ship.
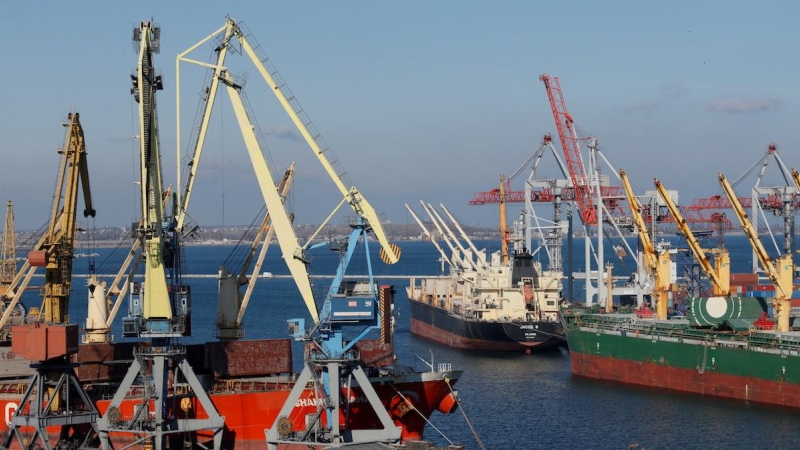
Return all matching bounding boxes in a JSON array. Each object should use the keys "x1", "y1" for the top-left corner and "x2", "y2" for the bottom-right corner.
[
  {"x1": 0, "y1": 336, "x2": 461, "y2": 450},
  {"x1": 406, "y1": 202, "x2": 565, "y2": 352},
  {"x1": 560, "y1": 296, "x2": 800, "y2": 408}
]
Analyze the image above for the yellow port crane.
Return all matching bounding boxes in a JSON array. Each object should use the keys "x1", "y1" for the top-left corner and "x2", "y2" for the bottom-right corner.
[
  {"x1": 32, "y1": 112, "x2": 96, "y2": 324},
  {"x1": 793, "y1": 168, "x2": 800, "y2": 193},
  {"x1": 719, "y1": 172, "x2": 793, "y2": 332},
  {"x1": 621, "y1": 170, "x2": 671, "y2": 320},
  {"x1": 654, "y1": 179, "x2": 730, "y2": 297},
  {"x1": 0, "y1": 201, "x2": 16, "y2": 297}
]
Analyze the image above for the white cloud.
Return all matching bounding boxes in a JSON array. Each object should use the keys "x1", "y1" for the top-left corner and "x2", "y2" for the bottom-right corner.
[
  {"x1": 266, "y1": 124, "x2": 300, "y2": 141},
  {"x1": 622, "y1": 100, "x2": 658, "y2": 115},
  {"x1": 706, "y1": 98, "x2": 780, "y2": 113}
]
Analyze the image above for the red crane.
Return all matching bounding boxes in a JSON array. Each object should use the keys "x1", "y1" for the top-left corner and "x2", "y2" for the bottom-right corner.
[
  {"x1": 540, "y1": 74, "x2": 601, "y2": 225},
  {"x1": 469, "y1": 75, "x2": 732, "y2": 232}
]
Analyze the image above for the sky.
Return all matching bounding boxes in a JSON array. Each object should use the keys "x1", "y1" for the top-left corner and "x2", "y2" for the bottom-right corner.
[{"x1": 1, "y1": 1, "x2": 799, "y2": 232}]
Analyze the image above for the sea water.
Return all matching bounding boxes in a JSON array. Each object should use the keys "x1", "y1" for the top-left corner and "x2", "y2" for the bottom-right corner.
[{"x1": 45, "y1": 235, "x2": 800, "y2": 449}]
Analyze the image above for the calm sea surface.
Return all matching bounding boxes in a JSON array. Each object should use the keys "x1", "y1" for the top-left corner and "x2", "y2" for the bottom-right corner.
[{"x1": 39, "y1": 235, "x2": 800, "y2": 449}]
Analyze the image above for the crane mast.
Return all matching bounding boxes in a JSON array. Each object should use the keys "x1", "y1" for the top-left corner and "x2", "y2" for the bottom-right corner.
[
  {"x1": 499, "y1": 174, "x2": 510, "y2": 263},
  {"x1": 621, "y1": 170, "x2": 670, "y2": 319},
  {"x1": 719, "y1": 173, "x2": 793, "y2": 332},
  {"x1": 35, "y1": 113, "x2": 96, "y2": 324},
  {"x1": 135, "y1": 21, "x2": 173, "y2": 323},
  {"x1": 0, "y1": 201, "x2": 16, "y2": 296},
  {"x1": 655, "y1": 179, "x2": 730, "y2": 297},
  {"x1": 97, "y1": 21, "x2": 224, "y2": 450}
]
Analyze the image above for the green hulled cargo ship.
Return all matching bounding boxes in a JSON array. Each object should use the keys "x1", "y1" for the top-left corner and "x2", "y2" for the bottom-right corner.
[{"x1": 561, "y1": 296, "x2": 800, "y2": 408}]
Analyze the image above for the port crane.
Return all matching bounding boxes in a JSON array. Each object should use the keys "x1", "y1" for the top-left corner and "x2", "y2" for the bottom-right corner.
[
  {"x1": 2, "y1": 112, "x2": 99, "y2": 450},
  {"x1": 96, "y1": 21, "x2": 225, "y2": 450},
  {"x1": 178, "y1": 18, "x2": 407, "y2": 447},
  {"x1": 0, "y1": 200, "x2": 21, "y2": 341},
  {"x1": 719, "y1": 173, "x2": 793, "y2": 332},
  {"x1": 621, "y1": 170, "x2": 672, "y2": 320},
  {"x1": 690, "y1": 144, "x2": 798, "y2": 270},
  {"x1": 655, "y1": 179, "x2": 730, "y2": 297},
  {"x1": 0, "y1": 201, "x2": 16, "y2": 297}
]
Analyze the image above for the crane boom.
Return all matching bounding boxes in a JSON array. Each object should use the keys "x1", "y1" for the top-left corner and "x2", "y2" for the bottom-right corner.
[
  {"x1": 655, "y1": 179, "x2": 730, "y2": 296},
  {"x1": 719, "y1": 172, "x2": 792, "y2": 331},
  {"x1": 177, "y1": 21, "x2": 319, "y2": 323},
  {"x1": 540, "y1": 74, "x2": 597, "y2": 225},
  {"x1": 221, "y1": 76, "x2": 318, "y2": 322},
  {"x1": 232, "y1": 22, "x2": 400, "y2": 265},
  {"x1": 793, "y1": 168, "x2": 800, "y2": 192},
  {"x1": 621, "y1": 170, "x2": 670, "y2": 319}
]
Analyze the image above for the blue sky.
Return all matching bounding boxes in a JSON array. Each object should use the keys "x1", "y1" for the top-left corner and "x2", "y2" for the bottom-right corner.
[{"x1": 1, "y1": 1, "x2": 798, "y2": 231}]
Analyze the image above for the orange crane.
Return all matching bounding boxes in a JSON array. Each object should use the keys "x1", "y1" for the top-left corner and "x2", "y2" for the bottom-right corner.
[
  {"x1": 621, "y1": 170, "x2": 671, "y2": 320},
  {"x1": 719, "y1": 173, "x2": 793, "y2": 332},
  {"x1": 655, "y1": 179, "x2": 730, "y2": 297}
]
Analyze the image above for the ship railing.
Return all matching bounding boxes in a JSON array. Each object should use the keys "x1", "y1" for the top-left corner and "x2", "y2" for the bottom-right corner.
[
  {"x1": 211, "y1": 379, "x2": 294, "y2": 394},
  {"x1": 437, "y1": 362, "x2": 452, "y2": 372},
  {"x1": 581, "y1": 316, "x2": 800, "y2": 354},
  {"x1": 0, "y1": 382, "x2": 26, "y2": 395}
]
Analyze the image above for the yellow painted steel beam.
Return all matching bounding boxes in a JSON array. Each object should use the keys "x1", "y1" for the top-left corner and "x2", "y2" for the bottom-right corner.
[
  {"x1": 655, "y1": 179, "x2": 729, "y2": 297},
  {"x1": 719, "y1": 172, "x2": 791, "y2": 331}
]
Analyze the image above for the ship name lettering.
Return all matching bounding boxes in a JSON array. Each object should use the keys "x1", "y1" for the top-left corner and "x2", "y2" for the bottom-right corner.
[
  {"x1": 519, "y1": 325, "x2": 534, "y2": 330},
  {"x1": 5, "y1": 402, "x2": 17, "y2": 426},
  {"x1": 295, "y1": 397, "x2": 326, "y2": 408}
]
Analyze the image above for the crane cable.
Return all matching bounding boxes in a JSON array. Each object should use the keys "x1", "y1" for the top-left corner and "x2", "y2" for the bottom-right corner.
[
  {"x1": 444, "y1": 376, "x2": 487, "y2": 450},
  {"x1": 388, "y1": 385, "x2": 454, "y2": 446}
]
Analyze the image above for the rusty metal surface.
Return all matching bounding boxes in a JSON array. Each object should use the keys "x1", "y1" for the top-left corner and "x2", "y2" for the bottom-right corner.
[
  {"x1": 27, "y1": 250, "x2": 46, "y2": 267},
  {"x1": 205, "y1": 339, "x2": 292, "y2": 378},
  {"x1": 12, "y1": 323, "x2": 78, "y2": 361},
  {"x1": 356, "y1": 339, "x2": 394, "y2": 368},
  {"x1": 75, "y1": 341, "x2": 138, "y2": 381}
]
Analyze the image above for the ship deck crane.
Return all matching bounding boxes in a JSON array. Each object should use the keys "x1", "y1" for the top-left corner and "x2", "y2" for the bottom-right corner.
[
  {"x1": 719, "y1": 173, "x2": 793, "y2": 332},
  {"x1": 655, "y1": 179, "x2": 730, "y2": 297},
  {"x1": 621, "y1": 170, "x2": 671, "y2": 320},
  {"x1": 3, "y1": 113, "x2": 99, "y2": 450},
  {"x1": 178, "y1": 18, "x2": 406, "y2": 447},
  {"x1": 96, "y1": 21, "x2": 224, "y2": 450}
]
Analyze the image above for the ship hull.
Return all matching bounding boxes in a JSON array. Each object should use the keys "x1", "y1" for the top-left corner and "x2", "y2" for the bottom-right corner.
[
  {"x1": 409, "y1": 298, "x2": 563, "y2": 352},
  {"x1": 0, "y1": 374, "x2": 459, "y2": 450},
  {"x1": 563, "y1": 315, "x2": 800, "y2": 408},
  {"x1": 0, "y1": 340, "x2": 461, "y2": 450}
]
